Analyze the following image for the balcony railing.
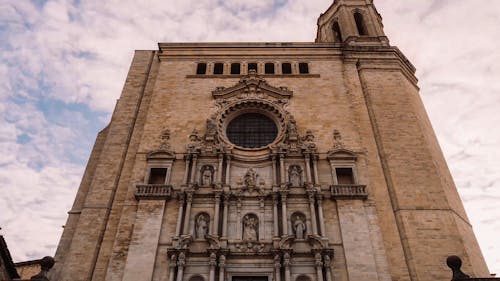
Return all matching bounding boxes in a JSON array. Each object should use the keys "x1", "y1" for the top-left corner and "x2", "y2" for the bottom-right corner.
[
  {"x1": 330, "y1": 184, "x2": 368, "y2": 200},
  {"x1": 135, "y1": 184, "x2": 173, "y2": 200}
]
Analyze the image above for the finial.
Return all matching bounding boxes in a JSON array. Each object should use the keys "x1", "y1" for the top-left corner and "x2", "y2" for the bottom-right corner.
[{"x1": 446, "y1": 255, "x2": 471, "y2": 281}]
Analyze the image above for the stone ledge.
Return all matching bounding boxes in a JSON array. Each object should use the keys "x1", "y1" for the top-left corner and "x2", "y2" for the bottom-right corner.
[
  {"x1": 330, "y1": 184, "x2": 368, "y2": 200},
  {"x1": 135, "y1": 184, "x2": 173, "y2": 200}
]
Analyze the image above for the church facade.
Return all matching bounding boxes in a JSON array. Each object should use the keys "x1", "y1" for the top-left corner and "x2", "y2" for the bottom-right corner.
[{"x1": 49, "y1": 1, "x2": 490, "y2": 281}]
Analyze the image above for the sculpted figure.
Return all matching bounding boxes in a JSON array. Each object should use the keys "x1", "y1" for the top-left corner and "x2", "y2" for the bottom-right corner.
[
  {"x1": 289, "y1": 166, "x2": 301, "y2": 187},
  {"x1": 206, "y1": 118, "x2": 217, "y2": 137},
  {"x1": 244, "y1": 168, "x2": 257, "y2": 188},
  {"x1": 293, "y1": 215, "x2": 306, "y2": 239},
  {"x1": 287, "y1": 117, "x2": 298, "y2": 136},
  {"x1": 242, "y1": 214, "x2": 258, "y2": 241},
  {"x1": 187, "y1": 129, "x2": 202, "y2": 153},
  {"x1": 201, "y1": 168, "x2": 213, "y2": 186},
  {"x1": 195, "y1": 214, "x2": 209, "y2": 239}
]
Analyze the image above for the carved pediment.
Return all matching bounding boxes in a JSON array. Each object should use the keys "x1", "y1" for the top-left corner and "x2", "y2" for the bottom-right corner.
[
  {"x1": 147, "y1": 150, "x2": 175, "y2": 160},
  {"x1": 326, "y1": 149, "x2": 357, "y2": 161},
  {"x1": 212, "y1": 70, "x2": 293, "y2": 101}
]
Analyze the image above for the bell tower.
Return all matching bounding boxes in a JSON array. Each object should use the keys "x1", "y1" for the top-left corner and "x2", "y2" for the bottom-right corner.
[{"x1": 315, "y1": 0, "x2": 388, "y2": 45}]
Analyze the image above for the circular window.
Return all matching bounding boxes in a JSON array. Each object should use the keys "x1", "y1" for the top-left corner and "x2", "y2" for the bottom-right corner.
[{"x1": 226, "y1": 113, "x2": 278, "y2": 148}]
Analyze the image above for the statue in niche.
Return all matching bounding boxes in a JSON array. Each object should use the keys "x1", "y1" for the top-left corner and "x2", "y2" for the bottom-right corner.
[
  {"x1": 288, "y1": 165, "x2": 302, "y2": 187},
  {"x1": 242, "y1": 214, "x2": 258, "y2": 241},
  {"x1": 195, "y1": 213, "x2": 209, "y2": 239},
  {"x1": 201, "y1": 166, "x2": 213, "y2": 186},
  {"x1": 243, "y1": 168, "x2": 257, "y2": 188},
  {"x1": 292, "y1": 213, "x2": 306, "y2": 239}
]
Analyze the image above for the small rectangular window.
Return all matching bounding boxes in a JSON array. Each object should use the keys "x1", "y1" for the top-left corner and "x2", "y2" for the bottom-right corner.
[
  {"x1": 265, "y1": 63, "x2": 275, "y2": 74},
  {"x1": 231, "y1": 63, "x2": 241, "y2": 75},
  {"x1": 149, "y1": 168, "x2": 168, "y2": 184},
  {"x1": 214, "y1": 63, "x2": 224, "y2": 75},
  {"x1": 282, "y1": 63, "x2": 292, "y2": 74},
  {"x1": 336, "y1": 168, "x2": 355, "y2": 184},
  {"x1": 196, "y1": 63, "x2": 207, "y2": 75},
  {"x1": 248, "y1": 62, "x2": 258, "y2": 73},
  {"x1": 299, "y1": 63, "x2": 309, "y2": 74}
]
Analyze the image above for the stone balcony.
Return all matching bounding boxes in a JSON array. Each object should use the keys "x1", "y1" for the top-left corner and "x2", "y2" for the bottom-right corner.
[
  {"x1": 135, "y1": 184, "x2": 173, "y2": 200},
  {"x1": 330, "y1": 184, "x2": 368, "y2": 200}
]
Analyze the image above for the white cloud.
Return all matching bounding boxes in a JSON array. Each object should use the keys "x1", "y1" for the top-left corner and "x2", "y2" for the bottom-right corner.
[{"x1": 1, "y1": 0, "x2": 499, "y2": 275}]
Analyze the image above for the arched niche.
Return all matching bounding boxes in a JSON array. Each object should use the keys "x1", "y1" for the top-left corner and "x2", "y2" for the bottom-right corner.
[
  {"x1": 291, "y1": 212, "x2": 307, "y2": 239},
  {"x1": 194, "y1": 212, "x2": 210, "y2": 239},
  {"x1": 242, "y1": 213, "x2": 259, "y2": 241}
]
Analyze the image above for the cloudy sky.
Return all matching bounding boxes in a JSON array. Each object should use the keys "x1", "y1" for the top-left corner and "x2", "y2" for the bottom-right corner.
[{"x1": 1, "y1": 0, "x2": 500, "y2": 275}]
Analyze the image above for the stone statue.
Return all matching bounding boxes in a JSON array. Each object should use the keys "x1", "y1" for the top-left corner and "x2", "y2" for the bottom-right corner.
[
  {"x1": 201, "y1": 168, "x2": 213, "y2": 186},
  {"x1": 302, "y1": 130, "x2": 316, "y2": 151},
  {"x1": 289, "y1": 166, "x2": 301, "y2": 187},
  {"x1": 287, "y1": 117, "x2": 298, "y2": 136},
  {"x1": 187, "y1": 129, "x2": 202, "y2": 153},
  {"x1": 293, "y1": 215, "x2": 306, "y2": 239},
  {"x1": 159, "y1": 128, "x2": 171, "y2": 150},
  {"x1": 242, "y1": 214, "x2": 258, "y2": 241},
  {"x1": 244, "y1": 168, "x2": 257, "y2": 188},
  {"x1": 195, "y1": 213, "x2": 209, "y2": 239},
  {"x1": 205, "y1": 118, "x2": 218, "y2": 137},
  {"x1": 333, "y1": 129, "x2": 344, "y2": 149}
]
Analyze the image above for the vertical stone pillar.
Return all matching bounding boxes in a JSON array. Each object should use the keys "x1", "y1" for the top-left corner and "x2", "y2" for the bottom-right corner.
[
  {"x1": 222, "y1": 194, "x2": 229, "y2": 238},
  {"x1": 272, "y1": 193, "x2": 279, "y2": 237},
  {"x1": 281, "y1": 192, "x2": 288, "y2": 236},
  {"x1": 190, "y1": 155, "x2": 198, "y2": 183},
  {"x1": 176, "y1": 252, "x2": 186, "y2": 281},
  {"x1": 274, "y1": 254, "x2": 281, "y2": 281},
  {"x1": 209, "y1": 252, "x2": 217, "y2": 281},
  {"x1": 308, "y1": 191, "x2": 318, "y2": 235},
  {"x1": 175, "y1": 193, "x2": 185, "y2": 237},
  {"x1": 183, "y1": 192, "x2": 193, "y2": 234},
  {"x1": 219, "y1": 255, "x2": 226, "y2": 281},
  {"x1": 312, "y1": 154, "x2": 319, "y2": 184},
  {"x1": 283, "y1": 252, "x2": 291, "y2": 281},
  {"x1": 272, "y1": 155, "x2": 277, "y2": 185},
  {"x1": 212, "y1": 192, "x2": 221, "y2": 236},
  {"x1": 217, "y1": 154, "x2": 224, "y2": 183},
  {"x1": 304, "y1": 154, "x2": 312, "y2": 183},
  {"x1": 236, "y1": 199, "x2": 242, "y2": 239},
  {"x1": 324, "y1": 255, "x2": 333, "y2": 281},
  {"x1": 314, "y1": 253, "x2": 324, "y2": 281},
  {"x1": 225, "y1": 155, "x2": 231, "y2": 184},
  {"x1": 317, "y1": 195, "x2": 326, "y2": 236},
  {"x1": 279, "y1": 154, "x2": 286, "y2": 184},
  {"x1": 168, "y1": 254, "x2": 177, "y2": 281},
  {"x1": 183, "y1": 155, "x2": 191, "y2": 184}
]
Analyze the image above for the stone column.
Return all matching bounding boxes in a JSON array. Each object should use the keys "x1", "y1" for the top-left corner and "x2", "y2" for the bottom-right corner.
[
  {"x1": 176, "y1": 252, "x2": 186, "y2": 281},
  {"x1": 304, "y1": 154, "x2": 312, "y2": 183},
  {"x1": 324, "y1": 255, "x2": 333, "y2": 281},
  {"x1": 272, "y1": 193, "x2": 279, "y2": 237},
  {"x1": 209, "y1": 252, "x2": 217, "y2": 281},
  {"x1": 312, "y1": 154, "x2": 319, "y2": 184},
  {"x1": 219, "y1": 255, "x2": 226, "y2": 281},
  {"x1": 281, "y1": 192, "x2": 288, "y2": 236},
  {"x1": 175, "y1": 193, "x2": 185, "y2": 237},
  {"x1": 190, "y1": 155, "x2": 198, "y2": 184},
  {"x1": 225, "y1": 155, "x2": 231, "y2": 184},
  {"x1": 222, "y1": 194, "x2": 229, "y2": 238},
  {"x1": 274, "y1": 254, "x2": 281, "y2": 281},
  {"x1": 279, "y1": 154, "x2": 286, "y2": 184},
  {"x1": 317, "y1": 195, "x2": 326, "y2": 237},
  {"x1": 217, "y1": 154, "x2": 224, "y2": 184},
  {"x1": 272, "y1": 155, "x2": 277, "y2": 185},
  {"x1": 283, "y1": 252, "x2": 291, "y2": 281},
  {"x1": 314, "y1": 253, "x2": 324, "y2": 281},
  {"x1": 183, "y1": 155, "x2": 191, "y2": 184},
  {"x1": 308, "y1": 191, "x2": 318, "y2": 235},
  {"x1": 168, "y1": 254, "x2": 177, "y2": 281},
  {"x1": 212, "y1": 192, "x2": 221, "y2": 236},
  {"x1": 183, "y1": 192, "x2": 193, "y2": 234}
]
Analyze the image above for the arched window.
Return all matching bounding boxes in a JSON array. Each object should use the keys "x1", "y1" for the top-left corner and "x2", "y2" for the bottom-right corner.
[
  {"x1": 354, "y1": 12, "x2": 367, "y2": 36},
  {"x1": 332, "y1": 21, "x2": 342, "y2": 42}
]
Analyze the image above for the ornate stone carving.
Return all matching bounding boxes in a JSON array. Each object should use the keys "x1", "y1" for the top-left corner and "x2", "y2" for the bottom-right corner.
[
  {"x1": 177, "y1": 252, "x2": 186, "y2": 267},
  {"x1": 159, "y1": 129, "x2": 172, "y2": 151},
  {"x1": 332, "y1": 129, "x2": 345, "y2": 149},
  {"x1": 200, "y1": 165, "x2": 214, "y2": 187},
  {"x1": 301, "y1": 130, "x2": 317, "y2": 153},
  {"x1": 234, "y1": 241, "x2": 265, "y2": 253},
  {"x1": 242, "y1": 213, "x2": 259, "y2": 241},
  {"x1": 187, "y1": 129, "x2": 202, "y2": 153}
]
